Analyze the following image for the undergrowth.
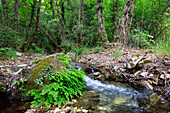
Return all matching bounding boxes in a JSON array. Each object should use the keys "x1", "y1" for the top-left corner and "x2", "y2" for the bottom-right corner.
[
  {"x1": 27, "y1": 55, "x2": 86, "y2": 108},
  {"x1": 153, "y1": 37, "x2": 170, "y2": 56},
  {"x1": 0, "y1": 47, "x2": 17, "y2": 59}
]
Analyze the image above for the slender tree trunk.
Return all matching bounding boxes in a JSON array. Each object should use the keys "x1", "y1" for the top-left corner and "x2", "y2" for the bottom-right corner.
[
  {"x1": 14, "y1": 0, "x2": 19, "y2": 32},
  {"x1": 22, "y1": 0, "x2": 36, "y2": 51},
  {"x1": 54, "y1": 0, "x2": 67, "y2": 41},
  {"x1": 117, "y1": 0, "x2": 135, "y2": 45},
  {"x1": 77, "y1": 0, "x2": 83, "y2": 45},
  {"x1": 113, "y1": 0, "x2": 118, "y2": 35},
  {"x1": 50, "y1": 0, "x2": 55, "y2": 19},
  {"x1": 1, "y1": 0, "x2": 9, "y2": 27},
  {"x1": 25, "y1": 0, "x2": 42, "y2": 51},
  {"x1": 61, "y1": 0, "x2": 65, "y2": 22},
  {"x1": 49, "y1": 0, "x2": 62, "y2": 42},
  {"x1": 96, "y1": 0, "x2": 108, "y2": 44}
]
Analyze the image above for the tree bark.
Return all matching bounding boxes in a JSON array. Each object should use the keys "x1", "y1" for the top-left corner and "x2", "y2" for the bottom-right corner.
[
  {"x1": 54, "y1": 0, "x2": 67, "y2": 41},
  {"x1": 96, "y1": 0, "x2": 108, "y2": 44},
  {"x1": 1, "y1": 0, "x2": 9, "y2": 27},
  {"x1": 14, "y1": 0, "x2": 19, "y2": 32},
  {"x1": 77, "y1": 0, "x2": 83, "y2": 45},
  {"x1": 116, "y1": 0, "x2": 135, "y2": 45}
]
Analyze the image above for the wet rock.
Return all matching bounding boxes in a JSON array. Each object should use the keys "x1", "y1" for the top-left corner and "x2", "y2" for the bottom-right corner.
[
  {"x1": 72, "y1": 99, "x2": 78, "y2": 103},
  {"x1": 113, "y1": 97, "x2": 128, "y2": 105},
  {"x1": 139, "y1": 72, "x2": 148, "y2": 77},
  {"x1": 126, "y1": 54, "x2": 143, "y2": 70},
  {"x1": 138, "y1": 80, "x2": 153, "y2": 90},
  {"x1": 126, "y1": 54, "x2": 152, "y2": 71},
  {"x1": 149, "y1": 93, "x2": 160, "y2": 105},
  {"x1": 93, "y1": 72, "x2": 100, "y2": 76},
  {"x1": 82, "y1": 109, "x2": 88, "y2": 113},
  {"x1": 137, "y1": 96, "x2": 150, "y2": 107},
  {"x1": 24, "y1": 54, "x2": 65, "y2": 92},
  {"x1": 65, "y1": 102, "x2": 75, "y2": 107},
  {"x1": 60, "y1": 107, "x2": 71, "y2": 113},
  {"x1": 53, "y1": 108, "x2": 60, "y2": 113},
  {"x1": 70, "y1": 108, "x2": 76, "y2": 113},
  {"x1": 96, "y1": 75, "x2": 105, "y2": 81}
]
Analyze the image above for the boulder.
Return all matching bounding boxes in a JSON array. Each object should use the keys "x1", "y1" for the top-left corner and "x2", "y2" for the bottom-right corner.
[{"x1": 24, "y1": 55, "x2": 65, "y2": 92}]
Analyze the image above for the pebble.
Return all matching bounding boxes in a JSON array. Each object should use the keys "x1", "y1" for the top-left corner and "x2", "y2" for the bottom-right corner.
[{"x1": 82, "y1": 109, "x2": 88, "y2": 113}]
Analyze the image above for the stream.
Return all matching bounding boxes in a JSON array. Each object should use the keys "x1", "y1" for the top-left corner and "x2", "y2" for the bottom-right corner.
[
  {"x1": 77, "y1": 76, "x2": 169, "y2": 113},
  {"x1": 0, "y1": 62, "x2": 169, "y2": 113}
]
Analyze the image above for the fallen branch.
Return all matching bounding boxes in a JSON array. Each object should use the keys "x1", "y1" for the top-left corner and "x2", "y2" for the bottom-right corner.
[{"x1": 0, "y1": 64, "x2": 28, "y2": 68}]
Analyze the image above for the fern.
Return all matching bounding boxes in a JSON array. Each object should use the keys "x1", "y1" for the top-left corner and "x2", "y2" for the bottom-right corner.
[
  {"x1": 57, "y1": 54, "x2": 71, "y2": 67},
  {"x1": 27, "y1": 56, "x2": 86, "y2": 108}
]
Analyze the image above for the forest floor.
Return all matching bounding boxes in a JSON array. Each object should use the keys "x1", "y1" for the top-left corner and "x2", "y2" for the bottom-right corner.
[{"x1": 0, "y1": 44, "x2": 170, "y2": 112}]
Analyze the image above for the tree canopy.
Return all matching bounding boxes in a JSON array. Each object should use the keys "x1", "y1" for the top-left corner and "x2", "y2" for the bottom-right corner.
[{"x1": 0, "y1": 0, "x2": 169, "y2": 52}]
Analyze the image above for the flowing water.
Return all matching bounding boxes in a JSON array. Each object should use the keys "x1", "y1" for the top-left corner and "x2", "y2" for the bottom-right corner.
[{"x1": 77, "y1": 76, "x2": 169, "y2": 113}]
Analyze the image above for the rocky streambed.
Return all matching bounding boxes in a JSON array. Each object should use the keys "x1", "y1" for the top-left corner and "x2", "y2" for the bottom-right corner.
[{"x1": 0, "y1": 46, "x2": 170, "y2": 113}]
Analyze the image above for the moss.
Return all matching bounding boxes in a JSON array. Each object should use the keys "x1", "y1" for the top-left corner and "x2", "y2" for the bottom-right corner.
[{"x1": 24, "y1": 55, "x2": 65, "y2": 92}]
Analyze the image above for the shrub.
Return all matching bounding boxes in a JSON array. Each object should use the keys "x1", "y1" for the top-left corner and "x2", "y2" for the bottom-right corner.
[
  {"x1": 128, "y1": 29, "x2": 154, "y2": 49},
  {"x1": 0, "y1": 47, "x2": 17, "y2": 59}
]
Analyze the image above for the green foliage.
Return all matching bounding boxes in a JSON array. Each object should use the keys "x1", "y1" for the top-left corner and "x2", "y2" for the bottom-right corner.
[
  {"x1": 0, "y1": 0, "x2": 169, "y2": 52},
  {"x1": 129, "y1": 29, "x2": 154, "y2": 49},
  {"x1": 0, "y1": 25, "x2": 24, "y2": 50},
  {"x1": 57, "y1": 54, "x2": 71, "y2": 67},
  {"x1": 27, "y1": 66, "x2": 86, "y2": 108},
  {"x1": 153, "y1": 37, "x2": 170, "y2": 56},
  {"x1": 60, "y1": 41, "x2": 75, "y2": 54},
  {"x1": 92, "y1": 46, "x2": 103, "y2": 53},
  {"x1": 114, "y1": 46, "x2": 121, "y2": 59},
  {"x1": 0, "y1": 47, "x2": 17, "y2": 59},
  {"x1": 28, "y1": 43, "x2": 44, "y2": 54},
  {"x1": 72, "y1": 47, "x2": 84, "y2": 60},
  {"x1": 12, "y1": 77, "x2": 27, "y2": 91}
]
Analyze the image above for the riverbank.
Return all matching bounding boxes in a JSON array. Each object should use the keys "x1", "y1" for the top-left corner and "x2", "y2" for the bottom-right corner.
[
  {"x1": 0, "y1": 45, "x2": 169, "y2": 112},
  {"x1": 68, "y1": 45, "x2": 170, "y2": 103}
]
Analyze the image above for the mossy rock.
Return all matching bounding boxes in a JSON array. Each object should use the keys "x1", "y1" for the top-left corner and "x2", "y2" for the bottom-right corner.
[{"x1": 24, "y1": 55, "x2": 65, "y2": 92}]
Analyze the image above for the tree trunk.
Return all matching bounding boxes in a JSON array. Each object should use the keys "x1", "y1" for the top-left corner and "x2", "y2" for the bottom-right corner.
[
  {"x1": 61, "y1": 0, "x2": 65, "y2": 22},
  {"x1": 22, "y1": 0, "x2": 36, "y2": 51},
  {"x1": 54, "y1": 0, "x2": 67, "y2": 41},
  {"x1": 14, "y1": 0, "x2": 19, "y2": 32},
  {"x1": 77, "y1": 0, "x2": 83, "y2": 45},
  {"x1": 50, "y1": 0, "x2": 55, "y2": 19},
  {"x1": 117, "y1": 0, "x2": 135, "y2": 45},
  {"x1": 96, "y1": 0, "x2": 108, "y2": 44},
  {"x1": 113, "y1": 0, "x2": 118, "y2": 35},
  {"x1": 49, "y1": 0, "x2": 62, "y2": 42},
  {"x1": 1, "y1": 0, "x2": 9, "y2": 27},
  {"x1": 25, "y1": 0, "x2": 42, "y2": 51}
]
